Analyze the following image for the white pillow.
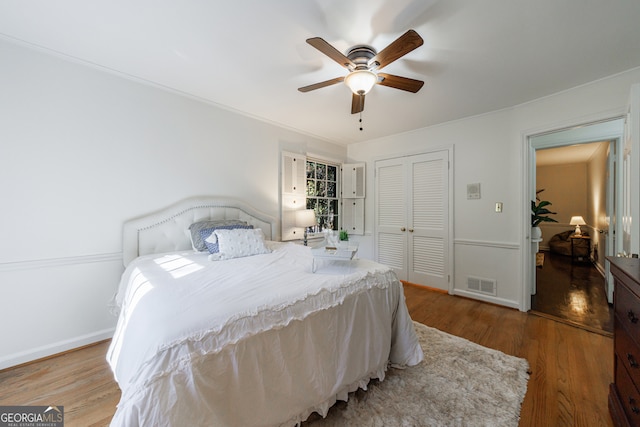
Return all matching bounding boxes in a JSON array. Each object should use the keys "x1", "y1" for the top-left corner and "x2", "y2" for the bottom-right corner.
[{"x1": 214, "y1": 228, "x2": 271, "y2": 260}]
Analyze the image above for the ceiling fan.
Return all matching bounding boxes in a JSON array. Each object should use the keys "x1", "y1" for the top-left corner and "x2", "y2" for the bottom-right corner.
[{"x1": 298, "y1": 29, "x2": 425, "y2": 114}]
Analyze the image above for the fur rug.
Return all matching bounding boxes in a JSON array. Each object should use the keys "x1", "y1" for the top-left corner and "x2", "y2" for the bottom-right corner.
[{"x1": 305, "y1": 322, "x2": 530, "y2": 427}]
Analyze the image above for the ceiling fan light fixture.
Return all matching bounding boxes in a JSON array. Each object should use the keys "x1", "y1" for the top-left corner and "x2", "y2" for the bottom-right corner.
[{"x1": 344, "y1": 70, "x2": 377, "y2": 95}]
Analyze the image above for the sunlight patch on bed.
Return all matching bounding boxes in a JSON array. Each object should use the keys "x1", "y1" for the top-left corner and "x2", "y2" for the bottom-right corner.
[
  {"x1": 108, "y1": 268, "x2": 153, "y2": 377},
  {"x1": 127, "y1": 269, "x2": 153, "y2": 311},
  {"x1": 154, "y1": 254, "x2": 205, "y2": 278}
]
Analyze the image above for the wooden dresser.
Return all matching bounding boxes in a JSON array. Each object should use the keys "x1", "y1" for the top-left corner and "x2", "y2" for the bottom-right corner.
[{"x1": 609, "y1": 256, "x2": 640, "y2": 427}]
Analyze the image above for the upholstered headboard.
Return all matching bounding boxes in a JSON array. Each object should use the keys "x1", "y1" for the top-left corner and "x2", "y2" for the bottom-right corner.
[{"x1": 122, "y1": 196, "x2": 279, "y2": 267}]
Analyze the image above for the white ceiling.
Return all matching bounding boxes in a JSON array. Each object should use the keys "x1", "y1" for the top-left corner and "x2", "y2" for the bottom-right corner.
[{"x1": 1, "y1": 0, "x2": 640, "y2": 145}]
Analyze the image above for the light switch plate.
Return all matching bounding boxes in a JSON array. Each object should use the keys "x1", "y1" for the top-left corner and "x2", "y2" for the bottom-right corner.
[{"x1": 495, "y1": 202, "x2": 503, "y2": 213}]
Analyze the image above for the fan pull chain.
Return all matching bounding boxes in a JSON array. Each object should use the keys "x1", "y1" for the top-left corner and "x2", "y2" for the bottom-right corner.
[{"x1": 359, "y1": 112, "x2": 363, "y2": 131}]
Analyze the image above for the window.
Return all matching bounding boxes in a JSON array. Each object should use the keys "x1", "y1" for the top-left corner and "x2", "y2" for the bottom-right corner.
[{"x1": 306, "y1": 158, "x2": 339, "y2": 233}]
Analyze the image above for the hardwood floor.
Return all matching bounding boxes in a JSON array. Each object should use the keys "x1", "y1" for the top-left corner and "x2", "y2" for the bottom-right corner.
[
  {"x1": 0, "y1": 285, "x2": 613, "y2": 426},
  {"x1": 404, "y1": 284, "x2": 613, "y2": 427},
  {"x1": 0, "y1": 341, "x2": 119, "y2": 426},
  {"x1": 532, "y1": 250, "x2": 613, "y2": 335}
]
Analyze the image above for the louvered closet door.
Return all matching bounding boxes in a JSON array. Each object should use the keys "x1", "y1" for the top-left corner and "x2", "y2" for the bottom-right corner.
[
  {"x1": 375, "y1": 157, "x2": 408, "y2": 280},
  {"x1": 376, "y1": 151, "x2": 449, "y2": 289},
  {"x1": 408, "y1": 151, "x2": 448, "y2": 289}
]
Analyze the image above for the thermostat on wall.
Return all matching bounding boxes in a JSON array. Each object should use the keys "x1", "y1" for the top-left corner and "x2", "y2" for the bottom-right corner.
[{"x1": 467, "y1": 183, "x2": 481, "y2": 199}]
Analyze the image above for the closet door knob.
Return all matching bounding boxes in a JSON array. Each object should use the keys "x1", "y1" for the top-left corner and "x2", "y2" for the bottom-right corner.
[
  {"x1": 409, "y1": 228, "x2": 414, "y2": 232},
  {"x1": 400, "y1": 227, "x2": 406, "y2": 232}
]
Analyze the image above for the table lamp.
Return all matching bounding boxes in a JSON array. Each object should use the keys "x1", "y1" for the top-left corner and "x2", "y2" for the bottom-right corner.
[
  {"x1": 296, "y1": 209, "x2": 317, "y2": 246},
  {"x1": 570, "y1": 216, "x2": 586, "y2": 236}
]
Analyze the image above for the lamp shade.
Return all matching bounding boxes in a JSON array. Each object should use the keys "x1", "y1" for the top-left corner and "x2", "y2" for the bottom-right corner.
[
  {"x1": 296, "y1": 209, "x2": 317, "y2": 228},
  {"x1": 569, "y1": 216, "x2": 586, "y2": 226},
  {"x1": 344, "y1": 70, "x2": 378, "y2": 95},
  {"x1": 570, "y1": 216, "x2": 586, "y2": 235}
]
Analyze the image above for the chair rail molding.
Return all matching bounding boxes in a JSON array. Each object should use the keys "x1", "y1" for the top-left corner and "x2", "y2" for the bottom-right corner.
[
  {"x1": 0, "y1": 252, "x2": 123, "y2": 272},
  {"x1": 454, "y1": 239, "x2": 520, "y2": 250}
]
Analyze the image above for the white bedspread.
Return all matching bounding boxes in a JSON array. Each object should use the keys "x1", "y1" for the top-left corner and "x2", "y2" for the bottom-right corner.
[{"x1": 107, "y1": 242, "x2": 423, "y2": 427}]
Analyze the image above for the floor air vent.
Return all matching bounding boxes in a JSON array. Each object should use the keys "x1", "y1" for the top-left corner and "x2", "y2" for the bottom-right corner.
[{"x1": 467, "y1": 276, "x2": 497, "y2": 296}]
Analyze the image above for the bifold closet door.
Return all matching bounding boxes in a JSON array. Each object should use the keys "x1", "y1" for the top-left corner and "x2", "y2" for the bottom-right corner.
[
  {"x1": 375, "y1": 157, "x2": 407, "y2": 280},
  {"x1": 375, "y1": 151, "x2": 449, "y2": 290},
  {"x1": 407, "y1": 151, "x2": 448, "y2": 289}
]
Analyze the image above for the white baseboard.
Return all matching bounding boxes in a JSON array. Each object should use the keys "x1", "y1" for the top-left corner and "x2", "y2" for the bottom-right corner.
[
  {"x1": 0, "y1": 328, "x2": 115, "y2": 371},
  {"x1": 452, "y1": 289, "x2": 520, "y2": 310}
]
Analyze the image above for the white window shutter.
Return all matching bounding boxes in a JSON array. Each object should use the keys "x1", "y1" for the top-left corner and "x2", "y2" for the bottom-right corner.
[
  {"x1": 282, "y1": 151, "x2": 306, "y2": 195},
  {"x1": 342, "y1": 198, "x2": 364, "y2": 235},
  {"x1": 340, "y1": 162, "x2": 365, "y2": 235},
  {"x1": 342, "y1": 163, "x2": 365, "y2": 198},
  {"x1": 281, "y1": 194, "x2": 306, "y2": 241},
  {"x1": 282, "y1": 152, "x2": 306, "y2": 241}
]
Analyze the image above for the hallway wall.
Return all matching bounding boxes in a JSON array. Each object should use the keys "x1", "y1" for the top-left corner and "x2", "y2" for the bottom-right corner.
[
  {"x1": 537, "y1": 162, "x2": 588, "y2": 248},
  {"x1": 586, "y1": 143, "x2": 609, "y2": 269},
  {"x1": 536, "y1": 141, "x2": 609, "y2": 273}
]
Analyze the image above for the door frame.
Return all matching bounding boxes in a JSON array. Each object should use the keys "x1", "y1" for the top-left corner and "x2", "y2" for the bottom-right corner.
[{"x1": 521, "y1": 114, "x2": 624, "y2": 311}]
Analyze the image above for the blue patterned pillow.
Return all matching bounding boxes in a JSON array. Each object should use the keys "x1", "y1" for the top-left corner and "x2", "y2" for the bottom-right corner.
[
  {"x1": 188, "y1": 220, "x2": 248, "y2": 251},
  {"x1": 199, "y1": 224, "x2": 253, "y2": 253}
]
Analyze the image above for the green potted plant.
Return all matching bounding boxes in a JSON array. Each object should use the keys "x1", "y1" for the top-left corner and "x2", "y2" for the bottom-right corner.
[{"x1": 531, "y1": 189, "x2": 558, "y2": 241}]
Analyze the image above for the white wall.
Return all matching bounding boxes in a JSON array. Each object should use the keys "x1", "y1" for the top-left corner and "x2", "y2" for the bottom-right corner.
[
  {"x1": 587, "y1": 143, "x2": 609, "y2": 269},
  {"x1": 348, "y1": 67, "x2": 640, "y2": 309},
  {"x1": 0, "y1": 39, "x2": 346, "y2": 369},
  {"x1": 537, "y1": 163, "x2": 588, "y2": 249}
]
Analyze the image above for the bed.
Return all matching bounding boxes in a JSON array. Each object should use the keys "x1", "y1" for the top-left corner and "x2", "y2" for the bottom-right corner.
[{"x1": 107, "y1": 196, "x2": 423, "y2": 427}]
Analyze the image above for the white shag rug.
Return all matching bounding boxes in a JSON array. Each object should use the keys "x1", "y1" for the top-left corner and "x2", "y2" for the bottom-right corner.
[{"x1": 305, "y1": 322, "x2": 530, "y2": 427}]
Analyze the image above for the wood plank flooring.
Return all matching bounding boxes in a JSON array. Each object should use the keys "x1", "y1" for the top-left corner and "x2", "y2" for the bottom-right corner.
[
  {"x1": 0, "y1": 341, "x2": 120, "y2": 427},
  {"x1": 404, "y1": 284, "x2": 613, "y2": 427},
  {"x1": 0, "y1": 284, "x2": 613, "y2": 426},
  {"x1": 532, "y1": 250, "x2": 613, "y2": 335}
]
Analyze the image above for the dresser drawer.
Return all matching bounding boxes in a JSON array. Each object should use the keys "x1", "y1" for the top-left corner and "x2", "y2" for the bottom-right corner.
[
  {"x1": 616, "y1": 282, "x2": 640, "y2": 344},
  {"x1": 616, "y1": 355, "x2": 640, "y2": 424},
  {"x1": 616, "y1": 320, "x2": 640, "y2": 391}
]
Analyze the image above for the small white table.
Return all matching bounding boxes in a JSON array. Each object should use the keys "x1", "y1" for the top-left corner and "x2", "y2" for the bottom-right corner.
[{"x1": 310, "y1": 245, "x2": 358, "y2": 273}]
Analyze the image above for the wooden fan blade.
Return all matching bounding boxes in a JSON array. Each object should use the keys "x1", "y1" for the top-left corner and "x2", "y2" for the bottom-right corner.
[
  {"x1": 306, "y1": 37, "x2": 355, "y2": 69},
  {"x1": 298, "y1": 76, "x2": 345, "y2": 92},
  {"x1": 377, "y1": 73, "x2": 424, "y2": 93},
  {"x1": 371, "y1": 29, "x2": 423, "y2": 70},
  {"x1": 351, "y1": 93, "x2": 365, "y2": 114}
]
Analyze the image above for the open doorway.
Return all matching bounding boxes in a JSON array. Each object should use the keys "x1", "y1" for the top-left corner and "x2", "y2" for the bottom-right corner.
[
  {"x1": 522, "y1": 117, "x2": 624, "y2": 323},
  {"x1": 532, "y1": 141, "x2": 613, "y2": 334}
]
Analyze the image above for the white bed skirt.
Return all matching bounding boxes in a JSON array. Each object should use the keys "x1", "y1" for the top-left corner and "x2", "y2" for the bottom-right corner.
[{"x1": 110, "y1": 282, "x2": 421, "y2": 426}]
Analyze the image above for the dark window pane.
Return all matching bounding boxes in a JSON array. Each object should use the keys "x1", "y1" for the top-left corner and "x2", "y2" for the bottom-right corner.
[
  {"x1": 327, "y1": 182, "x2": 336, "y2": 198},
  {"x1": 325, "y1": 213, "x2": 335, "y2": 230},
  {"x1": 306, "y1": 198, "x2": 316, "y2": 210},
  {"x1": 327, "y1": 165, "x2": 336, "y2": 182},
  {"x1": 306, "y1": 179, "x2": 315, "y2": 196},
  {"x1": 305, "y1": 160, "x2": 339, "y2": 232},
  {"x1": 317, "y1": 216, "x2": 325, "y2": 231},
  {"x1": 329, "y1": 199, "x2": 339, "y2": 214},
  {"x1": 318, "y1": 199, "x2": 328, "y2": 215}
]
